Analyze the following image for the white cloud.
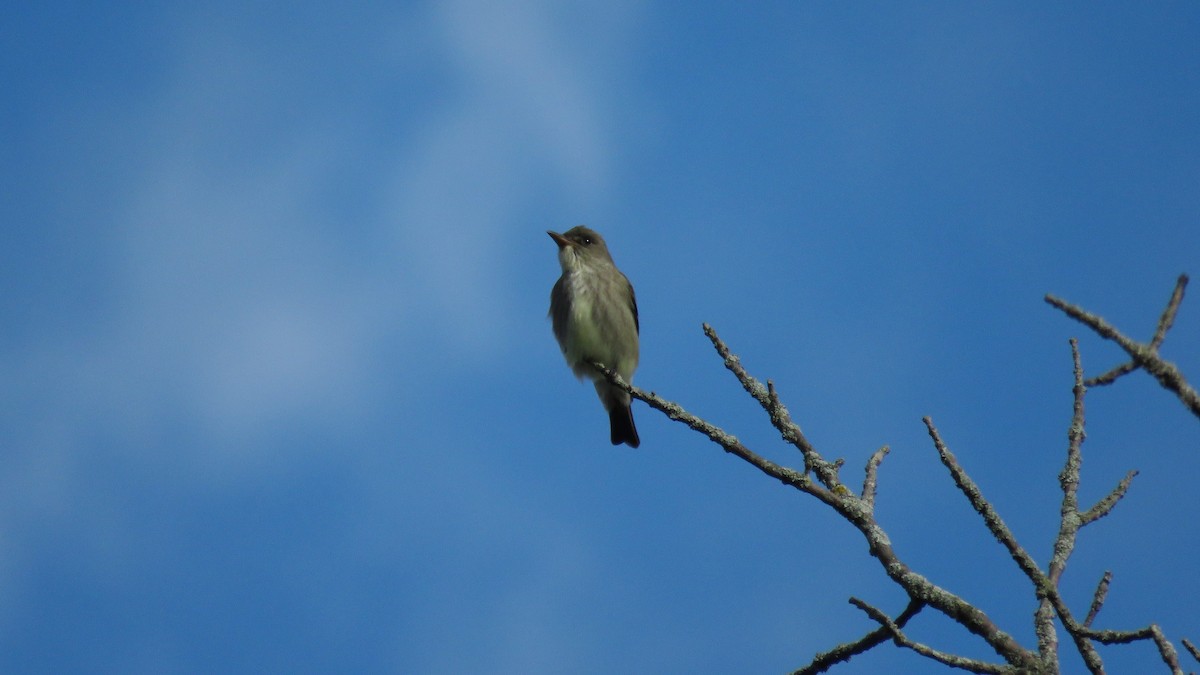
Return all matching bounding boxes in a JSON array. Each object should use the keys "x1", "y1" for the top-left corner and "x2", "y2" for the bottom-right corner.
[
  {"x1": 0, "y1": 0, "x2": 643, "y2": 607},
  {"x1": 383, "y1": 0, "x2": 636, "y2": 353}
]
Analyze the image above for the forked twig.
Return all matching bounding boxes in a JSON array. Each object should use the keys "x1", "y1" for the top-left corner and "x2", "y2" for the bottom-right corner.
[{"x1": 1046, "y1": 275, "x2": 1199, "y2": 418}]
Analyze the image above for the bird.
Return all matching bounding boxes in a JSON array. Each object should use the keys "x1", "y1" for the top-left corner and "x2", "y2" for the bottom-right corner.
[{"x1": 547, "y1": 226, "x2": 641, "y2": 448}]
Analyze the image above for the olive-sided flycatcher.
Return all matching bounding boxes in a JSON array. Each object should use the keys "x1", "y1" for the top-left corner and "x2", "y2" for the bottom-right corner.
[{"x1": 548, "y1": 226, "x2": 640, "y2": 447}]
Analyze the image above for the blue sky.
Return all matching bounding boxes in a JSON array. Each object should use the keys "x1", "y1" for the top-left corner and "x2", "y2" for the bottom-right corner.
[{"x1": 2, "y1": 2, "x2": 1198, "y2": 673}]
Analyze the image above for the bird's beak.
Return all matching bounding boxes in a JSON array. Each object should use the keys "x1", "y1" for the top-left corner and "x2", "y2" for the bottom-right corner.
[{"x1": 547, "y1": 230, "x2": 573, "y2": 249}]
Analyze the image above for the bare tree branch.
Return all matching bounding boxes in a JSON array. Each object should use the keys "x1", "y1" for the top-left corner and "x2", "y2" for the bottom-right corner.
[
  {"x1": 848, "y1": 597, "x2": 1008, "y2": 674},
  {"x1": 1150, "y1": 626, "x2": 1185, "y2": 675},
  {"x1": 1035, "y1": 339, "x2": 1090, "y2": 668},
  {"x1": 862, "y1": 445, "x2": 890, "y2": 511},
  {"x1": 1080, "y1": 624, "x2": 1184, "y2": 675},
  {"x1": 922, "y1": 419, "x2": 1047, "y2": 589},
  {"x1": 1084, "y1": 571, "x2": 1112, "y2": 628},
  {"x1": 926, "y1": 414, "x2": 1103, "y2": 672},
  {"x1": 593, "y1": 307, "x2": 1192, "y2": 673},
  {"x1": 1045, "y1": 275, "x2": 1199, "y2": 418},
  {"x1": 591, "y1": 361, "x2": 826, "y2": 500},
  {"x1": 792, "y1": 599, "x2": 923, "y2": 675},
  {"x1": 1081, "y1": 273, "x2": 1187, "y2": 387},
  {"x1": 701, "y1": 323, "x2": 843, "y2": 487},
  {"x1": 1049, "y1": 339, "x2": 1087, "y2": 592},
  {"x1": 1079, "y1": 471, "x2": 1137, "y2": 525},
  {"x1": 598, "y1": 348, "x2": 1042, "y2": 671},
  {"x1": 1152, "y1": 274, "x2": 1189, "y2": 347},
  {"x1": 1182, "y1": 638, "x2": 1200, "y2": 664},
  {"x1": 1087, "y1": 359, "x2": 1139, "y2": 388}
]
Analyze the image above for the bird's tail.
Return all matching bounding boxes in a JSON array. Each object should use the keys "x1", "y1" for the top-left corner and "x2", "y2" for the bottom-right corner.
[{"x1": 608, "y1": 402, "x2": 640, "y2": 448}]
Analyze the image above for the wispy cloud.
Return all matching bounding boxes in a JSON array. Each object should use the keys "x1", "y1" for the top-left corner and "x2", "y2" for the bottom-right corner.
[
  {"x1": 0, "y1": 0, "x2": 642, "y2": 619},
  {"x1": 384, "y1": 0, "x2": 635, "y2": 352}
]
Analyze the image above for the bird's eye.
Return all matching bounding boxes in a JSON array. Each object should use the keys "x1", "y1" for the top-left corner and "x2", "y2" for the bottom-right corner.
[{"x1": 581, "y1": 236, "x2": 593, "y2": 245}]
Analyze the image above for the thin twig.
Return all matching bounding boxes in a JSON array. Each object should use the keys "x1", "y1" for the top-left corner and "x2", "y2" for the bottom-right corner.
[
  {"x1": 1152, "y1": 274, "x2": 1190, "y2": 348},
  {"x1": 1036, "y1": 339, "x2": 1088, "y2": 664},
  {"x1": 1050, "y1": 338, "x2": 1087, "y2": 592},
  {"x1": 849, "y1": 597, "x2": 1009, "y2": 674},
  {"x1": 1182, "y1": 638, "x2": 1200, "y2": 664},
  {"x1": 925, "y1": 415, "x2": 1105, "y2": 672},
  {"x1": 1084, "y1": 571, "x2": 1112, "y2": 628},
  {"x1": 702, "y1": 323, "x2": 844, "y2": 490},
  {"x1": 1081, "y1": 624, "x2": 1184, "y2": 675},
  {"x1": 792, "y1": 599, "x2": 922, "y2": 675},
  {"x1": 1150, "y1": 625, "x2": 1186, "y2": 675},
  {"x1": 1079, "y1": 470, "x2": 1138, "y2": 525},
  {"x1": 1087, "y1": 360, "x2": 1139, "y2": 388},
  {"x1": 1046, "y1": 274, "x2": 1200, "y2": 418},
  {"x1": 592, "y1": 362, "x2": 833, "y2": 503},
  {"x1": 924, "y1": 418, "x2": 1048, "y2": 590},
  {"x1": 862, "y1": 445, "x2": 890, "y2": 511}
]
